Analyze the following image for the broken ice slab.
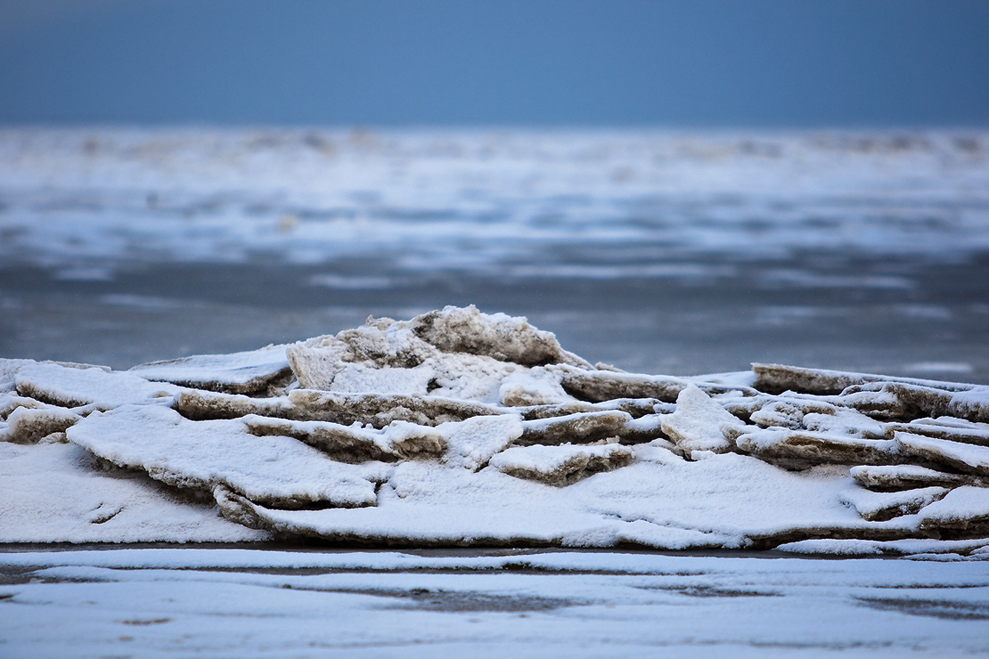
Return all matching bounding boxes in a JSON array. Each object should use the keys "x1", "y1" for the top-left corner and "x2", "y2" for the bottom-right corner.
[
  {"x1": 0, "y1": 406, "x2": 79, "y2": 444},
  {"x1": 174, "y1": 388, "x2": 504, "y2": 426},
  {"x1": 749, "y1": 398, "x2": 840, "y2": 429},
  {"x1": 1, "y1": 394, "x2": 48, "y2": 419},
  {"x1": 659, "y1": 384, "x2": 744, "y2": 458},
  {"x1": 917, "y1": 486, "x2": 989, "y2": 536},
  {"x1": 895, "y1": 432, "x2": 989, "y2": 476},
  {"x1": 173, "y1": 389, "x2": 295, "y2": 421},
  {"x1": 518, "y1": 410, "x2": 632, "y2": 446},
  {"x1": 839, "y1": 485, "x2": 949, "y2": 522},
  {"x1": 440, "y1": 414, "x2": 524, "y2": 471},
  {"x1": 735, "y1": 428, "x2": 902, "y2": 470},
  {"x1": 0, "y1": 359, "x2": 36, "y2": 393},
  {"x1": 67, "y1": 405, "x2": 384, "y2": 509},
  {"x1": 837, "y1": 382, "x2": 989, "y2": 423},
  {"x1": 489, "y1": 443, "x2": 634, "y2": 487},
  {"x1": 559, "y1": 368, "x2": 756, "y2": 403},
  {"x1": 884, "y1": 419, "x2": 989, "y2": 447},
  {"x1": 243, "y1": 415, "x2": 446, "y2": 463},
  {"x1": 285, "y1": 390, "x2": 506, "y2": 427},
  {"x1": 16, "y1": 362, "x2": 181, "y2": 410},
  {"x1": 850, "y1": 464, "x2": 985, "y2": 491},
  {"x1": 518, "y1": 398, "x2": 670, "y2": 421},
  {"x1": 753, "y1": 363, "x2": 980, "y2": 396},
  {"x1": 129, "y1": 344, "x2": 292, "y2": 395}
]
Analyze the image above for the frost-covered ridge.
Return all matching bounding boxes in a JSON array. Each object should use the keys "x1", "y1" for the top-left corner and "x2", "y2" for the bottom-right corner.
[{"x1": 2, "y1": 306, "x2": 988, "y2": 556}]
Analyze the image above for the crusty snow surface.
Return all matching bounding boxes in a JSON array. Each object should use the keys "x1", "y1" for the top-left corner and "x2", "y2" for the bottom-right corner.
[
  {"x1": 2, "y1": 548, "x2": 988, "y2": 659},
  {"x1": 2, "y1": 306, "x2": 989, "y2": 556}
]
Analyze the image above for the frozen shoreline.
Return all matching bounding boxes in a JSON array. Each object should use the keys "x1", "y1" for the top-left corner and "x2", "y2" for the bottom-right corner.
[{"x1": 3, "y1": 306, "x2": 988, "y2": 556}]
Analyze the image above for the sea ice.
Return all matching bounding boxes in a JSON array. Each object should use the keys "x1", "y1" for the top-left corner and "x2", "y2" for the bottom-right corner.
[{"x1": 2, "y1": 307, "x2": 988, "y2": 555}]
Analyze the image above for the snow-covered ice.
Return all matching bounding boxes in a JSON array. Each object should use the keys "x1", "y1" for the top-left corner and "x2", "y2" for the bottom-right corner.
[
  {"x1": 1, "y1": 548, "x2": 988, "y2": 658},
  {"x1": 2, "y1": 306, "x2": 987, "y2": 554}
]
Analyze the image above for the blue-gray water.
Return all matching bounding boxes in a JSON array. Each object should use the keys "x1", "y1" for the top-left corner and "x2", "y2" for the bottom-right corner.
[{"x1": 1, "y1": 127, "x2": 987, "y2": 382}]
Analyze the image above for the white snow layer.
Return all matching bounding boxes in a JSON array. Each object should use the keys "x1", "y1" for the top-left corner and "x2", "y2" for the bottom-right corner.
[{"x1": 2, "y1": 306, "x2": 988, "y2": 555}]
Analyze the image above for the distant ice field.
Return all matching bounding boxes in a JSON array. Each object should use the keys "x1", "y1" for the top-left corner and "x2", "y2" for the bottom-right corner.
[{"x1": 1, "y1": 128, "x2": 987, "y2": 380}]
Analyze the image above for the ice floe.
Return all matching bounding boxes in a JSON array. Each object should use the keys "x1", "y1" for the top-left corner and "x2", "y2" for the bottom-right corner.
[{"x1": 2, "y1": 306, "x2": 988, "y2": 556}]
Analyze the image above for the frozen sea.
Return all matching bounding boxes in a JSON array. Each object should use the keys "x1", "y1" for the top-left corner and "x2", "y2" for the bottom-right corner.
[
  {"x1": 0, "y1": 127, "x2": 987, "y2": 380},
  {"x1": 1, "y1": 127, "x2": 988, "y2": 656}
]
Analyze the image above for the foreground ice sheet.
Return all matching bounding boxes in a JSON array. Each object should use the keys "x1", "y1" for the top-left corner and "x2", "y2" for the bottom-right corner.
[
  {"x1": 2, "y1": 306, "x2": 988, "y2": 555},
  {"x1": 1, "y1": 549, "x2": 988, "y2": 659}
]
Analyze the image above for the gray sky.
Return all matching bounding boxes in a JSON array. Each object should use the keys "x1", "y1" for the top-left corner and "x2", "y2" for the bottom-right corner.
[{"x1": 1, "y1": 0, "x2": 987, "y2": 126}]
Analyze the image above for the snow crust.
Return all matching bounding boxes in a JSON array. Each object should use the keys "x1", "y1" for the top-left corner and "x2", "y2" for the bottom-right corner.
[
  {"x1": 2, "y1": 548, "x2": 987, "y2": 658},
  {"x1": 2, "y1": 308, "x2": 989, "y2": 554}
]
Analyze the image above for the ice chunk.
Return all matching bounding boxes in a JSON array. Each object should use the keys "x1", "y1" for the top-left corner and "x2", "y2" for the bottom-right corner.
[
  {"x1": 777, "y1": 537, "x2": 989, "y2": 557},
  {"x1": 67, "y1": 405, "x2": 382, "y2": 509},
  {"x1": 895, "y1": 432, "x2": 989, "y2": 476},
  {"x1": 885, "y1": 420, "x2": 989, "y2": 447},
  {"x1": 949, "y1": 387, "x2": 989, "y2": 424},
  {"x1": 618, "y1": 413, "x2": 669, "y2": 444},
  {"x1": 838, "y1": 382, "x2": 989, "y2": 423},
  {"x1": 0, "y1": 406, "x2": 80, "y2": 444},
  {"x1": 750, "y1": 398, "x2": 837, "y2": 429},
  {"x1": 917, "y1": 486, "x2": 989, "y2": 535},
  {"x1": 174, "y1": 389, "x2": 295, "y2": 421},
  {"x1": 736, "y1": 428, "x2": 901, "y2": 469},
  {"x1": 318, "y1": 363, "x2": 436, "y2": 396},
  {"x1": 129, "y1": 344, "x2": 291, "y2": 395},
  {"x1": 0, "y1": 359, "x2": 35, "y2": 393},
  {"x1": 16, "y1": 363, "x2": 181, "y2": 410},
  {"x1": 559, "y1": 369, "x2": 751, "y2": 404},
  {"x1": 412, "y1": 305, "x2": 592, "y2": 367},
  {"x1": 489, "y1": 443, "x2": 635, "y2": 487},
  {"x1": 243, "y1": 415, "x2": 446, "y2": 463},
  {"x1": 753, "y1": 363, "x2": 978, "y2": 396},
  {"x1": 286, "y1": 389, "x2": 505, "y2": 427},
  {"x1": 519, "y1": 411, "x2": 632, "y2": 446},
  {"x1": 660, "y1": 384, "x2": 744, "y2": 458},
  {"x1": 174, "y1": 387, "x2": 504, "y2": 427},
  {"x1": 1, "y1": 393, "x2": 47, "y2": 419},
  {"x1": 440, "y1": 414, "x2": 524, "y2": 471},
  {"x1": 498, "y1": 370, "x2": 572, "y2": 407},
  {"x1": 287, "y1": 305, "x2": 591, "y2": 392},
  {"x1": 851, "y1": 464, "x2": 982, "y2": 491},
  {"x1": 840, "y1": 486, "x2": 949, "y2": 522}
]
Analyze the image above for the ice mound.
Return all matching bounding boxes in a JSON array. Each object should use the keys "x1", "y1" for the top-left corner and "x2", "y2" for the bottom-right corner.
[
  {"x1": 2, "y1": 307, "x2": 989, "y2": 556},
  {"x1": 288, "y1": 305, "x2": 587, "y2": 401}
]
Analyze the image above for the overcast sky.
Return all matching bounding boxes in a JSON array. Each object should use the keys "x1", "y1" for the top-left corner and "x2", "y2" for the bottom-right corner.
[{"x1": 1, "y1": 0, "x2": 986, "y2": 126}]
